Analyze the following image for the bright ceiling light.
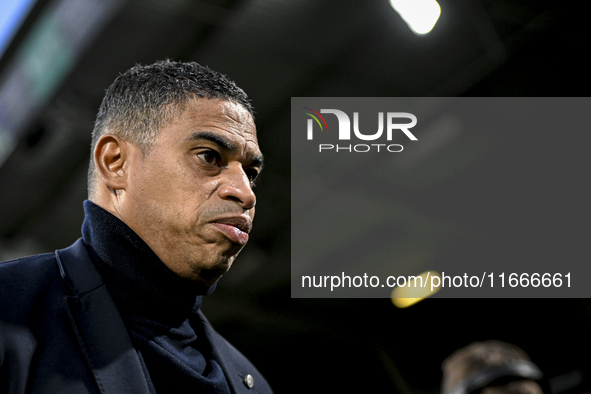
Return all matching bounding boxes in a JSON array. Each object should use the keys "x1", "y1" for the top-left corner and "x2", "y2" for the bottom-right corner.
[{"x1": 389, "y1": 0, "x2": 441, "y2": 35}]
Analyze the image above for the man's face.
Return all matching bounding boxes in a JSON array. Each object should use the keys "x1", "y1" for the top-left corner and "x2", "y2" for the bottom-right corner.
[{"x1": 119, "y1": 98, "x2": 262, "y2": 288}]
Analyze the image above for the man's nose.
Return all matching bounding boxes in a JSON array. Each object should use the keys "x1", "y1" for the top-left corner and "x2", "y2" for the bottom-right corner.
[{"x1": 217, "y1": 163, "x2": 256, "y2": 210}]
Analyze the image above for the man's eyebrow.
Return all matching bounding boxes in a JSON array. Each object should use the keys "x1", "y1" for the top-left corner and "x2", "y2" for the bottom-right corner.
[
  {"x1": 251, "y1": 154, "x2": 264, "y2": 170},
  {"x1": 187, "y1": 131, "x2": 235, "y2": 151},
  {"x1": 187, "y1": 131, "x2": 265, "y2": 169}
]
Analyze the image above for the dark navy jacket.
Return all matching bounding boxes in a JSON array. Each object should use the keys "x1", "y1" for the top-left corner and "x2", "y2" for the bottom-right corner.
[{"x1": 0, "y1": 239, "x2": 272, "y2": 394}]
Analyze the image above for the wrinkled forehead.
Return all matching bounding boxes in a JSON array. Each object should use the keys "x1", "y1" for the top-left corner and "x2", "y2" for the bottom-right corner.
[{"x1": 179, "y1": 98, "x2": 257, "y2": 140}]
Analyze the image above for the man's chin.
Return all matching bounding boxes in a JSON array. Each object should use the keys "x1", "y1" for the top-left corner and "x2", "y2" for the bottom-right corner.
[{"x1": 194, "y1": 265, "x2": 231, "y2": 287}]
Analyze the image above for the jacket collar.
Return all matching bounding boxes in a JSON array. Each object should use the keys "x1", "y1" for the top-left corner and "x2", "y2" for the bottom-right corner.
[
  {"x1": 56, "y1": 239, "x2": 152, "y2": 394},
  {"x1": 55, "y1": 238, "x2": 255, "y2": 394}
]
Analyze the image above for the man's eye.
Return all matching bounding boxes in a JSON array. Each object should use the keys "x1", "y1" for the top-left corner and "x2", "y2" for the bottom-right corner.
[
  {"x1": 197, "y1": 150, "x2": 220, "y2": 165},
  {"x1": 244, "y1": 169, "x2": 259, "y2": 183}
]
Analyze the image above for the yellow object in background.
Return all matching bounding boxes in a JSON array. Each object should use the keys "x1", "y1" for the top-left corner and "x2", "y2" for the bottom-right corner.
[{"x1": 391, "y1": 270, "x2": 441, "y2": 308}]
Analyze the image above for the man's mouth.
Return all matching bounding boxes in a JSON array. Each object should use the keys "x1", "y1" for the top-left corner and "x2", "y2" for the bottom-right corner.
[{"x1": 210, "y1": 216, "x2": 252, "y2": 245}]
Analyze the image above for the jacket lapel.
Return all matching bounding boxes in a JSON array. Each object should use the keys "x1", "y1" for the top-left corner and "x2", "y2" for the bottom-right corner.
[
  {"x1": 197, "y1": 310, "x2": 265, "y2": 394},
  {"x1": 56, "y1": 239, "x2": 151, "y2": 394}
]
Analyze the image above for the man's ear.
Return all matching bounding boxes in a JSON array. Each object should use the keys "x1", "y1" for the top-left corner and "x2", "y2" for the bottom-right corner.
[{"x1": 94, "y1": 134, "x2": 132, "y2": 191}]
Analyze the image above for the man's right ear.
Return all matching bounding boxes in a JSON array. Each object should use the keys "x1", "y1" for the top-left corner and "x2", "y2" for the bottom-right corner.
[{"x1": 94, "y1": 134, "x2": 131, "y2": 191}]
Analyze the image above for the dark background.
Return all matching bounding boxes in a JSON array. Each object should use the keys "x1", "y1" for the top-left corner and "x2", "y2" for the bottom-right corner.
[{"x1": 0, "y1": 0, "x2": 589, "y2": 392}]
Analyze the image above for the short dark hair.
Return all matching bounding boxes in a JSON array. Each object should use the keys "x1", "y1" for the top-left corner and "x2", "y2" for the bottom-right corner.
[
  {"x1": 442, "y1": 341, "x2": 544, "y2": 394},
  {"x1": 88, "y1": 60, "x2": 253, "y2": 197}
]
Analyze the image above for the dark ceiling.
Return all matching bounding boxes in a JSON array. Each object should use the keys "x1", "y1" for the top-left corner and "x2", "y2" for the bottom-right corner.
[{"x1": 0, "y1": 0, "x2": 589, "y2": 392}]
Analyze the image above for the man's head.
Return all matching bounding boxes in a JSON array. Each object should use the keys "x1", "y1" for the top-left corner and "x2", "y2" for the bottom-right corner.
[
  {"x1": 89, "y1": 60, "x2": 263, "y2": 288},
  {"x1": 88, "y1": 60, "x2": 254, "y2": 196},
  {"x1": 442, "y1": 340, "x2": 545, "y2": 394}
]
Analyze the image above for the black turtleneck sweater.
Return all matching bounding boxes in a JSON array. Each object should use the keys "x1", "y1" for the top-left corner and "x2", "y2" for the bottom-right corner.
[{"x1": 81, "y1": 200, "x2": 231, "y2": 394}]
